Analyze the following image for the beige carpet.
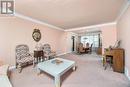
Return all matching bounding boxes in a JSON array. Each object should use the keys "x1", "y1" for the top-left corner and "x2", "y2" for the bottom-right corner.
[{"x1": 10, "y1": 53, "x2": 130, "y2": 87}]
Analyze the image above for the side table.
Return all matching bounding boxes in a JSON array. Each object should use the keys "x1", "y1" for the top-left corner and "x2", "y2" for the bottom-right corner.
[{"x1": 33, "y1": 50, "x2": 46, "y2": 67}]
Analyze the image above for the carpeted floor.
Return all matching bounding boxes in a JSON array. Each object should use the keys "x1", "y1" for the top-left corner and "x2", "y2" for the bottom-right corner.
[{"x1": 10, "y1": 53, "x2": 130, "y2": 87}]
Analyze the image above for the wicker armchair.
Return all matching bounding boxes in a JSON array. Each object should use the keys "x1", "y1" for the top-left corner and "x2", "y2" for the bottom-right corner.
[
  {"x1": 43, "y1": 44, "x2": 56, "y2": 59},
  {"x1": 15, "y1": 44, "x2": 33, "y2": 72}
]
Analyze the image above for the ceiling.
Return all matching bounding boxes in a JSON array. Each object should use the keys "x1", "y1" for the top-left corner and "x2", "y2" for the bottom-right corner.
[{"x1": 15, "y1": 0, "x2": 125, "y2": 29}]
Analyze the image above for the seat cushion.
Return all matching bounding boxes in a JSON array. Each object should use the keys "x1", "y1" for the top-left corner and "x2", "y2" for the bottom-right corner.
[{"x1": 17, "y1": 56, "x2": 33, "y2": 63}]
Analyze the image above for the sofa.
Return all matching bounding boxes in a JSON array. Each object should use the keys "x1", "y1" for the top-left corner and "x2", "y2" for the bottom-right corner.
[{"x1": 0, "y1": 64, "x2": 12, "y2": 87}]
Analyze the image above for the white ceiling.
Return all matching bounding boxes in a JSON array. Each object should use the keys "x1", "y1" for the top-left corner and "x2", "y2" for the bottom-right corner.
[{"x1": 15, "y1": 0, "x2": 125, "y2": 29}]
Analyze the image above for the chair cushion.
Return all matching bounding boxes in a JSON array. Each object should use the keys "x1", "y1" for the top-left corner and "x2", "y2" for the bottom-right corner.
[
  {"x1": 16, "y1": 53, "x2": 30, "y2": 60},
  {"x1": 17, "y1": 56, "x2": 33, "y2": 63}
]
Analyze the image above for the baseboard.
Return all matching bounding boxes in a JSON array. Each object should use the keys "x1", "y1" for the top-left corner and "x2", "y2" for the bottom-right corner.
[
  {"x1": 9, "y1": 65, "x2": 16, "y2": 71},
  {"x1": 125, "y1": 67, "x2": 130, "y2": 81},
  {"x1": 57, "y1": 51, "x2": 72, "y2": 56}
]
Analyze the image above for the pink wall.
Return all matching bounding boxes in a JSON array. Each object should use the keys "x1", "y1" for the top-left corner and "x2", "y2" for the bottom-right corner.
[
  {"x1": 75, "y1": 24, "x2": 117, "y2": 53},
  {"x1": 0, "y1": 15, "x2": 118, "y2": 67},
  {"x1": 117, "y1": 6, "x2": 130, "y2": 76},
  {"x1": 0, "y1": 17, "x2": 66, "y2": 65},
  {"x1": 101, "y1": 24, "x2": 117, "y2": 53}
]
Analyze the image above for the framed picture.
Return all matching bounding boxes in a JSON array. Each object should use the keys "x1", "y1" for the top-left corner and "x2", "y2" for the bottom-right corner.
[
  {"x1": 113, "y1": 40, "x2": 121, "y2": 48},
  {"x1": 32, "y1": 29, "x2": 41, "y2": 42}
]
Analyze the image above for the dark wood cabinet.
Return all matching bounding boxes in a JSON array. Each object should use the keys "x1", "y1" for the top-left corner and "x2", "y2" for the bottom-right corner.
[
  {"x1": 104, "y1": 48, "x2": 124, "y2": 73},
  {"x1": 34, "y1": 50, "x2": 44, "y2": 58},
  {"x1": 34, "y1": 50, "x2": 45, "y2": 64}
]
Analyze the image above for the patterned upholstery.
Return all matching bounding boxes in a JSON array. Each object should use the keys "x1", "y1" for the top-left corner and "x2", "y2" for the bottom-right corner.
[
  {"x1": 16, "y1": 44, "x2": 33, "y2": 72},
  {"x1": 43, "y1": 44, "x2": 51, "y2": 54},
  {"x1": 43, "y1": 44, "x2": 56, "y2": 59}
]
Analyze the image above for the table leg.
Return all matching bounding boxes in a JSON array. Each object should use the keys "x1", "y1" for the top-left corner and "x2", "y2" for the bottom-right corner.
[
  {"x1": 47, "y1": 56, "x2": 49, "y2": 60},
  {"x1": 55, "y1": 75, "x2": 60, "y2": 87},
  {"x1": 33, "y1": 58, "x2": 36, "y2": 67},
  {"x1": 37, "y1": 68, "x2": 42, "y2": 75},
  {"x1": 73, "y1": 66, "x2": 76, "y2": 71}
]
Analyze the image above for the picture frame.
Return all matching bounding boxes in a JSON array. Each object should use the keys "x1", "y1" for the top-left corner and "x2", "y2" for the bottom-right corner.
[
  {"x1": 32, "y1": 29, "x2": 41, "y2": 42},
  {"x1": 113, "y1": 40, "x2": 121, "y2": 48}
]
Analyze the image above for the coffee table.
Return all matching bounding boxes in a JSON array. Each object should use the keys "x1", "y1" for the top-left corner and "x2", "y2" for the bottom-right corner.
[{"x1": 37, "y1": 58, "x2": 76, "y2": 87}]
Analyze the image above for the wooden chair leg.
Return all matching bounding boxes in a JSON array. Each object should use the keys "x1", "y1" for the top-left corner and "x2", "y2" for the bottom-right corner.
[
  {"x1": 103, "y1": 57, "x2": 105, "y2": 67},
  {"x1": 104, "y1": 63, "x2": 108, "y2": 70},
  {"x1": 33, "y1": 58, "x2": 36, "y2": 67},
  {"x1": 104, "y1": 57, "x2": 113, "y2": 70}
]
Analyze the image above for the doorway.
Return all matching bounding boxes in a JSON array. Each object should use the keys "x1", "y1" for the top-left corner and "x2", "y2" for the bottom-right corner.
[
  {"x1": 80, "y1": 33, "x2": 102, "y2": 53},
  {"x1": 72, "y1": 36, "x2": 75, "y2": 51}
]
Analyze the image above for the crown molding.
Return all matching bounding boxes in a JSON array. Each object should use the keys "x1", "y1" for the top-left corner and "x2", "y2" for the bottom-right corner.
[
  {"x1": 2, "y1": 1, "x2": 129, "y2": 32},
  {"x1": 15, "y1": 12, "x2": 64, "y2": 31},
  {"x1": 65, "y1": 22, "x2": 117, "y2": 32},
  {"x1": 116, "y1": 0, "x2": 130, "y2": 21}
]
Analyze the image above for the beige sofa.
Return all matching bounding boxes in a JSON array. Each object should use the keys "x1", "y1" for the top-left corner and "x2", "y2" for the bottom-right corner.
[{"x1": 0, "y1": 64, "x2": 12, "y2": 87}]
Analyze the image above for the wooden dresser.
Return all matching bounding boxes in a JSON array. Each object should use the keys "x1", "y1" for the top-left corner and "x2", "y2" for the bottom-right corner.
[{"x1": 104, "y1": 48, "x2": 124, "y2": 73}]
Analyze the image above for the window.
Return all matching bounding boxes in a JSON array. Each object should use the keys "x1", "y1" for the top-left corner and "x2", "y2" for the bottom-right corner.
[{"x1": 81, "y1": 34, "x2": 99, "y2": 47}]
